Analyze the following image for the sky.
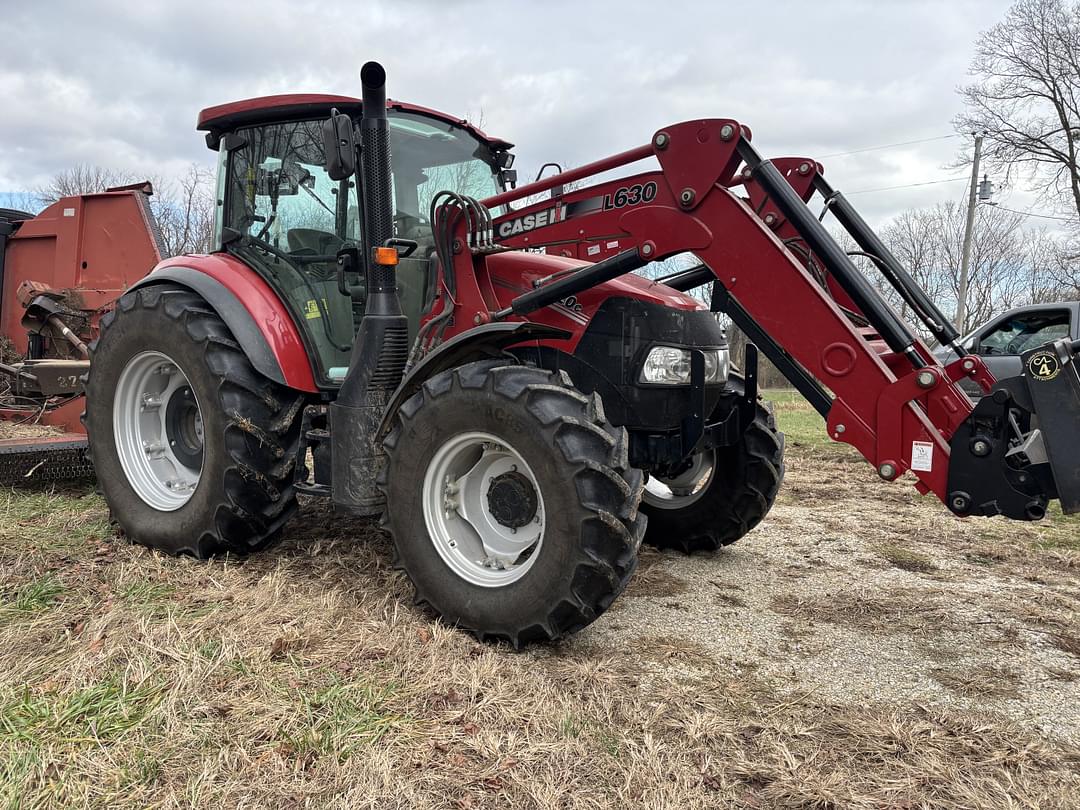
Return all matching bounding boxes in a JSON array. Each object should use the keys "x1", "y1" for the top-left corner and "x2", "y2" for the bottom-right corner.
[{"x1": 0, "y1": 0, "x2": 1030, "y2": 226}]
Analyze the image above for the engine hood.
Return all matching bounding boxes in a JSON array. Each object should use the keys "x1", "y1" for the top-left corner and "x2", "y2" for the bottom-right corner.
[{"x1": 485, "y1": 251, "x2": 706, "y2": 313}]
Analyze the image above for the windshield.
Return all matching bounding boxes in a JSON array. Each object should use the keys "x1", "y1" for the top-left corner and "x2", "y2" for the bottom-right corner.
[{"x1": 388, "y1": 111, "x2": 502, "y2": 242}]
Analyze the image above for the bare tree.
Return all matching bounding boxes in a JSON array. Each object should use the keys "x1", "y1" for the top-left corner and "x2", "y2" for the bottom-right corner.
[
  {"x1": 152, "y1": 164, "x2": 216, "y2": 256},
  {"x1": 35, "y1": 164, "x2": 133, "y2": 206},
  {"x1": 835, "y1": 202, "x2": 1049, "y2": 341},
  {"x1": 956, "y1": 0, "x2": 1080, "y2": 223},
  {"x1": 0, "y1": 191, "x2": 41, "y2": 215},
  {"x1": 34, "y1": 162, "x2": 216, "y2": 256}
]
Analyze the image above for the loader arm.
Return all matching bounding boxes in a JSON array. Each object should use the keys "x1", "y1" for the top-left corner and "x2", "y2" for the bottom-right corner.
[{"x1": 424, "y1": 118, "x2": 1079, "y2": 521}]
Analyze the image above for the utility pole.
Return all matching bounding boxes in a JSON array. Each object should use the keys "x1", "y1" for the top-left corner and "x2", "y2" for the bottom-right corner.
[{"x1": 956, "y1": 132, "x2": 983, "y2": 332}]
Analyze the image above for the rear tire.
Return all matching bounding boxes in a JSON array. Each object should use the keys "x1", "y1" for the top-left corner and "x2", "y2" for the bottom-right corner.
[
  {"x1": 84, "y1": 285, "x2": 305, "y2": 557},
  {"x1": 380, "y1": 360, "x2": 645, "y2": 646},
  {"x1": 641, "y1": 390, "x2": 784, "y2": 553}
]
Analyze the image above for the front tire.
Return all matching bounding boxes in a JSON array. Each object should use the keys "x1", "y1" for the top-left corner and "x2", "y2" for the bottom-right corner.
[
  {"x1": 380, "y1": 361, "x2": 645, "y2": 645},
  {"x1": 84, "y1": 285, "x2": 305, "y2": 557},
  {"x1": 641, "y1": 392, "x2": 784, "y2": 553}
]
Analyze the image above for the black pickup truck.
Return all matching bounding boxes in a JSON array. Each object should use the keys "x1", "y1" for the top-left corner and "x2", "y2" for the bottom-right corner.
[{"x1": 934, "y1": 301, "x2": 1080, "y2": 397}]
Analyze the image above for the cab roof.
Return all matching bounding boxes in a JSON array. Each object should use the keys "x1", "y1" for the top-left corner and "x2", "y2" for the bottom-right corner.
[{"x1": 196, "y1": 94, "x2": 512, "y2": 151}]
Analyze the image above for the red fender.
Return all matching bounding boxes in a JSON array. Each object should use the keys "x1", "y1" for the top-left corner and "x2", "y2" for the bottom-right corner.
[{"x1": 144, "y1": 254, "x2": 319, "y2": 393}]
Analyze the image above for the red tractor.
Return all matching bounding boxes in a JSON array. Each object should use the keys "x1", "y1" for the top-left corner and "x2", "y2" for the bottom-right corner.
[{"x1": 45, "y1": 62, "x2": 1074, "y2": 645}]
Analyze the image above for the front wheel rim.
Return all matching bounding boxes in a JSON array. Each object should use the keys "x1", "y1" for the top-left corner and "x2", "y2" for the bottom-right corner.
[
  {"x1": 422, "y1": 431, "x2": 545, "y2": 588},
  {"x1": 643, "y1": 450, "x2": 716, "y2": 510},
  {"x1": 113, "y1": 351, "x2": 204, "y2": 511}
]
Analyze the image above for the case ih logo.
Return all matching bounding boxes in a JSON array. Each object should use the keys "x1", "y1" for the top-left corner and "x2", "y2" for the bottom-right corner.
[{"x1": 497, "y1": 207, "x2": 566, "y2": 238}]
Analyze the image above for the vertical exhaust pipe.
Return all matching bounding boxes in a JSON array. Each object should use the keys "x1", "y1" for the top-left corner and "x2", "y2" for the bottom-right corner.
[
  {"x1": 357, "y1": 61, "x2": 396, "y2": 312},
  {"x1": 330, "y1": 61, "x2": 410, "y2": 514}
]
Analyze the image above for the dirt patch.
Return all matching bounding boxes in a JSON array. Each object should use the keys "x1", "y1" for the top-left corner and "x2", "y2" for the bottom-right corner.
[
  {"x1": 584, "y1": 451, "x2": 1080, "y2": 751},
  {"x1": 623, "y1": 548, "x2": 691, "y2": 598}
]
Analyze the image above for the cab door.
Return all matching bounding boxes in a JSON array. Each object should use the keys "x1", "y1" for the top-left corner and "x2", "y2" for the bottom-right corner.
[{"x1": 221, "y1": 119, "x2": 361, "y2": 384}]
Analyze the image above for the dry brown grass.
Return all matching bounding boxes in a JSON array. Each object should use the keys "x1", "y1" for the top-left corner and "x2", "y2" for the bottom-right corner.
[
  {"x1": 769, "y1": 590, "x2": 955, "y2": 637},
  {"x1": 930, "y1": 664, "x2": 1023, "y2": 699},
  {"x1": 876, "y1": 543, "x2": 939, "y2": 574},
  {"x1": 0, "y1": 441, "x2": 1079, "y2": 806},
  {"x1": 0, "y1": 420, "x2": 64, "y2": 440}
]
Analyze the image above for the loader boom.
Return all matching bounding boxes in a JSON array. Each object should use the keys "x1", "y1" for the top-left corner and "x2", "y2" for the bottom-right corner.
[{"x1": 422, "y1": 118, "x2": 1078, "y2": 521}]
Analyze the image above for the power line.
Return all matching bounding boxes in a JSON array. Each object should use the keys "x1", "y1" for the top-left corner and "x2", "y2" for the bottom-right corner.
[
  {"x1": 845, "y1": 177, "x2": 967, "y2": 195},
  {"x1": 817, "y1": 133, "x2": 960, "y2": 159},
  {"x1": 992, "y1": 204, "x2": 1076, "y2": 223}
]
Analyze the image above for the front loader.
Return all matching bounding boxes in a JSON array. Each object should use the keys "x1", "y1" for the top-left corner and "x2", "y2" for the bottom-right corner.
[{"x1": 81, "y1": 62, "x2": 1080, "y2": 645}]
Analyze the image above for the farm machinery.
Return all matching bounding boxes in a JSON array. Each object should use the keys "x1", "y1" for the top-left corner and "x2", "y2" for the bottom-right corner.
[{"x1": 3, "y1": 62, "x2": 1079, "y2": 644}]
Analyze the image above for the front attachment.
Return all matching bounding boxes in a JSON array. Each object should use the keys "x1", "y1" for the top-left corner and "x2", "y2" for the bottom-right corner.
[{"x1": 947, "y1": 337, "x2": 1080, "y2": 519}]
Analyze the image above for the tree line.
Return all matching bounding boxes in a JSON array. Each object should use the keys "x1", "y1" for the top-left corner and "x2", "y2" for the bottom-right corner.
[{"x1": 28, "y1": 163, "x2": 217, "y2": 258}]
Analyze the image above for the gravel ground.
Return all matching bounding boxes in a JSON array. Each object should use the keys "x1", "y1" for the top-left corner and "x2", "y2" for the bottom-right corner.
[{"x1": 575, "y1": 448, "x2": 1080, "y2": 743}]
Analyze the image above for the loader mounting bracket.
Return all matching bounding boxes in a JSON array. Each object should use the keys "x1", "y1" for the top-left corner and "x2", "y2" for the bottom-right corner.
[{"x1": 946, "y1": 379, "x2": 1051, "y2": 521}]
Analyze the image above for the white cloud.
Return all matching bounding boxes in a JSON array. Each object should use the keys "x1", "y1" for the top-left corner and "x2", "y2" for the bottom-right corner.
[{"x1": 1, "y1": 0, "x2": 1026, "y2": 224}]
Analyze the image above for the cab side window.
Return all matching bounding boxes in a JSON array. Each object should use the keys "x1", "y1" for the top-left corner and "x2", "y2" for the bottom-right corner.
[{"x1": 977, "y1": 310, "x2": 1071, "y2": 356}]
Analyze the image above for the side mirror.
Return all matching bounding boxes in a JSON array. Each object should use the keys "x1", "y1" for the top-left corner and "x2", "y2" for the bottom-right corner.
[
  {"x1": 498, "y1": 168, "x2": 518, "y2": 190},
  {"x1": 323, "y1": 108, "x2": 357, "y2": 181}
]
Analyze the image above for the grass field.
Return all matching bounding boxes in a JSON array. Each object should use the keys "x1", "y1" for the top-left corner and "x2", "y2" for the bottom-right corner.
[{"x1": 0, "y1": 393, "x2": 1077, "y2": 808}]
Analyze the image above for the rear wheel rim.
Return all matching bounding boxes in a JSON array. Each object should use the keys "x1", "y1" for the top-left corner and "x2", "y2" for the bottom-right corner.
[
  {"x1": 113, "y1": 351, "x2": 203, "y2": 511},
  {"x1": 643, "y1": 450, "x2": 716, "y2": 510},
  {"x1": 422, "y1": 431, "x2": 545, "y2": 588}
]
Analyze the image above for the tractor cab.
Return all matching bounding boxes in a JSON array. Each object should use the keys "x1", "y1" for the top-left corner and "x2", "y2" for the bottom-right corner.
[{"x1": 197, "y1": 95, "x2": 514, "y2": 385}]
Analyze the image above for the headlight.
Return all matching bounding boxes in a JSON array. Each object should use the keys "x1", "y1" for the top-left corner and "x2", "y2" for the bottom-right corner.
[{"x1": 639, "y1": 346, "x2": 729, "y2": 385}]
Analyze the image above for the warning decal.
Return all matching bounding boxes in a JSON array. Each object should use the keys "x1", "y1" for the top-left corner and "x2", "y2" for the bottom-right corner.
[{"x1": 910, "y1": 441, "x2": 933, "y2": 472}]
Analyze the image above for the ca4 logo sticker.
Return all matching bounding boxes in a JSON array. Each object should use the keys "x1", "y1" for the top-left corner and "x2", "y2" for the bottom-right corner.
[{"x1": 1027, "y1": 350, "x2": 1062, "y2": 381}]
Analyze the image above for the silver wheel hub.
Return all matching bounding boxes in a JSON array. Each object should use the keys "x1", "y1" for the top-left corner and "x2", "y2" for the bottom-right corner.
[
  {"x1": 113, "y1": 351, "x2": 203, "y2": 511},
  {"x1": 643, "y1": 450, "x2": 716, "y2": 509},
  {"x1": 422, "y1": 432, "x2": 544, "y2": 587}
]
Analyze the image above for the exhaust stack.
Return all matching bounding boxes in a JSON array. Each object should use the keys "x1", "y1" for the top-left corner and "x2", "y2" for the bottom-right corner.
[{"x1": 330, "y1": 61, "x2": 410, "y2": 514}]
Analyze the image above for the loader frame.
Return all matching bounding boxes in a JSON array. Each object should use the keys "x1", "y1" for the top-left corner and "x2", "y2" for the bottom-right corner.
[{"x1": 414, "y1": 118, "x2": 1075, "y2": 519}]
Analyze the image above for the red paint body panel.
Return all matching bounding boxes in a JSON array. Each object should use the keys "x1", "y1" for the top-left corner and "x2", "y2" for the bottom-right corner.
[
  {"x1": 3, "y1": 190, "x2": 164, "y2": 434},
  {"x1": 3, "y1": 191, "x2": 162, "y2": 349},
  {"x1": 150, "y1": 254, "x2": 319, "y2": 392},
  {"x1": 742, "y1": 158, "x2": 861, "y2": 316},
  {"x1": 480, "y1": 251, "x2": 703, "y2": 353},
  {"x1": 197, "y1": 94, "x2": 510, "y2": 149}
]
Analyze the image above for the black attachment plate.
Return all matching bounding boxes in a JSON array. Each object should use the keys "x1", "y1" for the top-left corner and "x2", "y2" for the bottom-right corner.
[
  {"x1": 1019, "y1": 340, "x2": 1080, "y2": 513},
  {"x1": 946, "y1": 379, "x2": 1050, "y2": 521}
]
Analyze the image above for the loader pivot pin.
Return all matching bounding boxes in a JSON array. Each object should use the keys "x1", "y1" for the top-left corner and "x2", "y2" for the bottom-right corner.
[{"x1": 878, "y1": 463, "x2": 897, "y2": 480}]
